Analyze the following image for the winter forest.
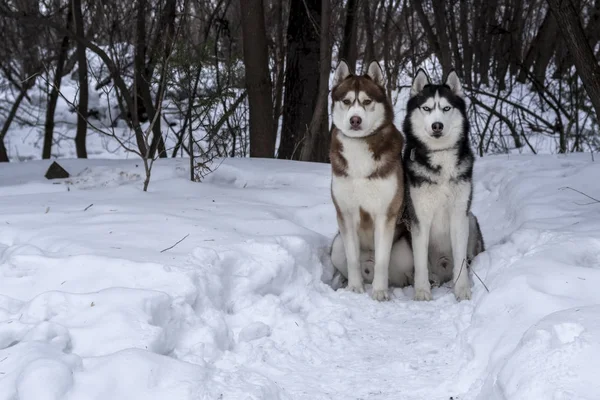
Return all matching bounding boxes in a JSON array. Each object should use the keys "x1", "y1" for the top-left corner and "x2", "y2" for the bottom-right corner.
[
  {"x1": 1, "y1": 0, "x2": 600, "y2": 164},
  {"x1": 1, "y1": 0, "x2": 600, "y2": 399}
]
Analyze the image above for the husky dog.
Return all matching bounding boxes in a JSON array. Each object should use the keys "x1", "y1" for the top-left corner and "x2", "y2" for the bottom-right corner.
[
  {"x1": 402, "y1": 69, "x2": 484, "y2": 301},
  {"x1": 329, "y1": 60, "x2": 410, "y2": 301}
]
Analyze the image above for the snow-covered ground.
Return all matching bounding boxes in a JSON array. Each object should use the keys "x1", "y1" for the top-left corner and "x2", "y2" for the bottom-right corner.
[{"x1": 1, "y1": 153, "x2": 600, "y2": 399}]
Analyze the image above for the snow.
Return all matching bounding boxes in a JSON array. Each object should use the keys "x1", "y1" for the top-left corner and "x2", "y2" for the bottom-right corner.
[{"x1": 1, "y1": 153, "x2": 600, "y2": 399}]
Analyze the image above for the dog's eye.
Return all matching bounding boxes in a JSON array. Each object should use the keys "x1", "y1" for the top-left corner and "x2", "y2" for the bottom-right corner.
[
  {"x1": 363, "y1": 99, "x2": 372, "y2": 105},
  {"x1": 422, "y1": 106, "x2": 431, "y2": 112},
  {"x1": 343, "y1": 99, "x2": 352, "y2": 105},
  {"x1": 443, "y1": 106, "x2": 451, "y2": 112}
]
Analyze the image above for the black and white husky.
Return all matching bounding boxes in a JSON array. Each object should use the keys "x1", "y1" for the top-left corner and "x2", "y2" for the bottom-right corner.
[{"x1": 402, "y1": 69, "x2": 484, "y2": 301}]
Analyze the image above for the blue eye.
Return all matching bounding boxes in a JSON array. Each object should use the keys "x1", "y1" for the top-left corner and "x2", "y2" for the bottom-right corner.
[
  {"x1": 443, "y1": 106, "x2": 451, "y2": 112},
  {"x1": 422, "y1": 106, "x2": 431, "y2": 112}
]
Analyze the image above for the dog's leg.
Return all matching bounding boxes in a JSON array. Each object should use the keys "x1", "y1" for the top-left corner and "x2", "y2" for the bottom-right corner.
[
  {"x1": 371, "y1": 217, "x2": 395, "y2": 301},
  {"x1": 411, "y1": 216, "x2": 433, "y2": 301},
  {"x1": 450, "y1": 201, "x2": 471, "y2": 301},
  {"x1": 389, "y1": 236, "x2": 414, "y2": 287},
  {"x1": 330, "y1": 233, "x2": 347, "y2": 275},
  {"x1": 339, "y1": 217, "x2": 363, "y2": 293}
]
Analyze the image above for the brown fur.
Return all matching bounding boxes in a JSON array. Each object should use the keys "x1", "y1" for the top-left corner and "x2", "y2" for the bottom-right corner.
[
  {"x1": 359, "y1": 206, "x2": 373, "y2": 231},
  {"x1": 386, "y1": 167, "x2": 405, "y2": 223},
  {"x1": 331, "y1": 186, "x2": 344, "y2": 223},
  {"x1": 330, "y1": 131, "x2": 348, "y2": 177},
  {"x1": 329, "y1": 69, "x2": 407, "y2": 261}
]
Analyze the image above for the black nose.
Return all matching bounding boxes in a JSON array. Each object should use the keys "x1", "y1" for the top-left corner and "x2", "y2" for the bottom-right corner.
[
  {"x1": 432, "y1": 122, "x2": 444, "y2": 132},
  {"x1": 350, "y1": 116, "x2": 362, "y2": 128}
]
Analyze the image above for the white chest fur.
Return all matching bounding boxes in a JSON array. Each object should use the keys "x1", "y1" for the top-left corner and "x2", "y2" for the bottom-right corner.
[
  {"x1": 409, "y1": 149, "x2": 471, "y2": 224},
  {"x1": 331, "y1": 136, "x2": 399, "y2": 218}
]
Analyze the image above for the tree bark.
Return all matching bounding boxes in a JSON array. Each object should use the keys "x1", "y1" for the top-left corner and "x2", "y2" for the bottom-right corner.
[
  {"x1": 340, "y1": 0, "x2": 359, "y2": 70},
  {"x1": 431, "y1": 0, "x2": 453, "y2": 76},
  {"x1": 271, "y1": 0, "x2": 286, "y2": 143},
  {"x1": 240, "y1": 0, "x2": 276, "y2": 157},
  {"x1": 278, "y1": 0, "x2": 321, "y2": 160},
  {"x1": 300, "y1": 0, "x2": 330, "y2": 162},
  {"x1": 43, "y1": 4, "x2": 72, "y2": 159},
  {"x1": 363, "y1": 0, "x2": 375, "y2": 66},
  {"x1": 135, "y1": 0, "x2": 167, "y2": 159},
  {"x1": 459, "y1": 0, "x2": 472, "y2": 85},
  {"x1": 0, "y1": 88, "x2": 29, "y2": 162},
  {"x1": 73, "y1": 0, "x2": 88, "y2": 158},
  {"x1": 548, "y1": 0, "x2": 600, "y2": 120},
  {"x1": 414, "y1": 1, "x2": 450, "y2": 75}
]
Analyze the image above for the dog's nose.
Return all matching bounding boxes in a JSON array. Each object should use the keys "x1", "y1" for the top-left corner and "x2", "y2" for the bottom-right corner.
[
  {"x1": 432, "y1": 122, "x2": 444, "y2": 132},
  {"x1": 432, "y1": 122, "x2": 443, "y2": 137},
  {"x1": 350, "y1": 116, "x2": 362, "y2": 128}
]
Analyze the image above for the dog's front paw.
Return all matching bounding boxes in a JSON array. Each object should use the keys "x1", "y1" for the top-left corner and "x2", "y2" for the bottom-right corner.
[
  {"x1": 371, "y1": 288, "x2": 390, "y2": 301},
  {"x1": 454, "y1": 284, "x2": 472, "y2": 301},
  {"x1": 346, "y1": 282, "x2": 365, "y2": 294},
  {"x1": 414, "y1": 288, "x2": 432, "y2": 301}
]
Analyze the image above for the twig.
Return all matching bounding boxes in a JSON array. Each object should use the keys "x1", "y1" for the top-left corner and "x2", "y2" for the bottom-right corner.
[
  {"x1": 160, "y1": 234, "x2": 190, "y2": 253},
  {"x1": 471, "y1": 268, "x2": 490, "y2": 293},
  {"x1": 84, "y1": 203, "x2": 94, "y2": 211},
  {"x1": 559, "y1": 186, "x2": 600, "y2": 205},
  {"x1": 453, "y1": 258, "x2": 466, "y2": 285}
]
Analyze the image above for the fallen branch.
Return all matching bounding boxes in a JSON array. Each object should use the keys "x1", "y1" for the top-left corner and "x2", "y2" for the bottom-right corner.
[
  {"x1": 471, "y1": 268, "x2": 490, "y2": 293},
  {"x1": 160, "y1": 234, "x2": 190, "y2": 253},
  {"x1": 559, "y1": 186, "x2": 600, "y2": 205}
]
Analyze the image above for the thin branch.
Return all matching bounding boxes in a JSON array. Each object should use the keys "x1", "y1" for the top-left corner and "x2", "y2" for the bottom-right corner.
[
  {"x1": 559, "y1": 186, "x2": 600, "y2": 205},
  {"x1": 160, "y1": 234, "x2": 190, "y2": 253}
]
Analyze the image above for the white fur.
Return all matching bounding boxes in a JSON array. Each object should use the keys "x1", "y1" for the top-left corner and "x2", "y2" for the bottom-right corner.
[
  {"x1": 332, "y1": 91, "x2": 386, "y2": 139},
  {"x1": 409, "y1": 92, "x2": 464, "y2": 150},
  {"x1": 331, "y1": 133, "x2": 401, "y2": 300},
  {"x1": 445, "y1": 71, "x2": 463, "y2": 97},
  {"x1": 410, "y1": 69, "x2": 430, "y2": 97},
  {"x1": 409, "y1": 153, "x2": 472, "y2": 301},
  {"x1": 334, "y1": 61, "x2": 351, "y2": 86},
  {"x1": 366, "y1": 61, "x2": 385, "y2": 87},
  {"x1": 331, "y1": 235, "x2": 413, "y2": 288}
]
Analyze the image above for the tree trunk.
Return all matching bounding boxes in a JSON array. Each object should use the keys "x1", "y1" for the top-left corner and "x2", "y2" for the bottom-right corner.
[
  {"x1": 363, "y1": 0, "x2": 375, "y2": 65},
  {"x1": 0, "y1": 88, "x2": 29, "y2": 162},
  {"x1": 431, "y1": 0, "x2": 453, "y2": 77},
  {"x1": 240, "y1": 0, "x2": 276, "y2": 158},
  {"x1": 548, "y1": 0, "x2": 600, "y2": 121},
  {"x1": 459, "y1": 0, "x2": 472, "y2": 85},
  {"x1": 300, "y1": 0, "x2": 330, "y2": 162},
  {"x1": 43, "y1": 4, "x2": 72, "y2": 159},
  {"x1": 340, "y1": 0, "x2": 359, "y2": 70},
  {"x1": 278, "y1": 0, "x2": 321, "y2": 160},
  {"x1": 414, "y1": 1, "x2": 448, "y2": 74},
  {"x1": 271, "y1": 0, "x2": 286, "y2": 144},
  {"x1": 478, "y1": 0, "x2": 498, "y2": 85},
  {"x1": 135, "y1": 0, "x2": 167, "y2": 159},
  {"x1": 73, "y1": 0, "x2": 88, "y2": 158}
]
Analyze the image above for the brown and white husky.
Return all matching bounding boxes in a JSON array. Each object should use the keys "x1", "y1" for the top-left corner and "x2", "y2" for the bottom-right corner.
[{"x1": 329, "y1": 60, "x2": 412, "y2": 301}]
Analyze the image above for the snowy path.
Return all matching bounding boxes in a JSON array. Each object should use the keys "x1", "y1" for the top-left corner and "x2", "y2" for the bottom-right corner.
[{"x1": 1, "y1": 155, "x2": 600, "y2": 399}]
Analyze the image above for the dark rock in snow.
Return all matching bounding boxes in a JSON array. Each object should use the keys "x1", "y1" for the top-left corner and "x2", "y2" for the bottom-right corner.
[{"x1": 45, "y1": 161, "x2": 70, "y2": 179}]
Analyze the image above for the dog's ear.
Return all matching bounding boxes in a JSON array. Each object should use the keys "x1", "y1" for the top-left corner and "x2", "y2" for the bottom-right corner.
[
  {"x1": 445, "y1": 69, "x2": 463, "y2": 97},
  {"x1": 333, "y1": 60, "x2": 351, "y2": 87},
  {"x1": 410, "y1": 69, "x2": 430, "y2": 97},
  {"x1": 366, "y1": 61, "x2": 385, "y2": 87}
]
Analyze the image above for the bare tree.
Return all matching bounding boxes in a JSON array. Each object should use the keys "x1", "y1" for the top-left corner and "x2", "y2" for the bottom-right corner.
[
  {"x1": 548, "y1": 0, "x2": 600, "y2": 122},
  {"x1": 240, "y1": 0, "x2": 275, "y2": 157},
  {"x1": 278, "y1": 0, "x2": 321, "y2": 160},
  {"x1": 300, "y1": 0, "x2": 331, "y2": 162},
  {"x1": 340, "y1": 0, "x2": 359, "y2": 70},
  {"x1": 73, "y1": 0, "x2": 88, "y2": 158}
]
